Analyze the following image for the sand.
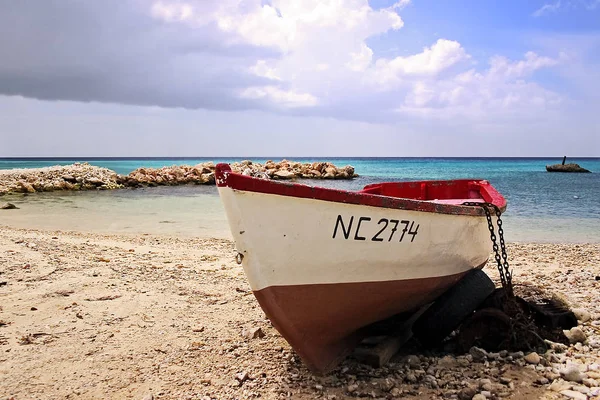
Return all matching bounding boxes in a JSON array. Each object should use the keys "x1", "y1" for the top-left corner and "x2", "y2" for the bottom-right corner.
[{"x1": 1, "y1": 225, "x2": 599, "y2": 400}]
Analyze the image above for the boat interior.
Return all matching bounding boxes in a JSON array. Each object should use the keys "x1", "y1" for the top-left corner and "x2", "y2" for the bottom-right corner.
[{"x1": 360, "y1": 180, "x2": 488, "y2": 206}]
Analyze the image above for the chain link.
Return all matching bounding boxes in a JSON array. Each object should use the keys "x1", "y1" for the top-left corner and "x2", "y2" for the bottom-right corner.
[{"x1": 463, "y1": 202, "x2": 514, "y2": 297}]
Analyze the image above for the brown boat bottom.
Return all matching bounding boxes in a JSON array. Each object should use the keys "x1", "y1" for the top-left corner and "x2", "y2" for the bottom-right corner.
[{"x1": 253, "y1": 270, "x2": 476, "y2": 373}]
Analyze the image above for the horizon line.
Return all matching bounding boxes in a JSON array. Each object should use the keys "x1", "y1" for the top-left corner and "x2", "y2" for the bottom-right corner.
[{"x1": 1, "y1": 156, "x2": 599, "y2": 161}]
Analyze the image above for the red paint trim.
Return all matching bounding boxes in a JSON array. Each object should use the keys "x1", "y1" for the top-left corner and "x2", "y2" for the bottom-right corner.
[{"x1": 215, "y1": 163, "x2": 506, "y2": 216}]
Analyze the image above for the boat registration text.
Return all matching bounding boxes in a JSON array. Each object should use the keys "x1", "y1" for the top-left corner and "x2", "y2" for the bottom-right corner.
[{"x1": 332, "y1": 215, "x2": 420, "y2": 243}]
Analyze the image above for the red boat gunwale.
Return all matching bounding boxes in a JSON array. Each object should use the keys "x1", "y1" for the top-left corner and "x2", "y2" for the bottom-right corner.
[{"x1": 215, "y1": 163, "x2": 506, "y2": 216}]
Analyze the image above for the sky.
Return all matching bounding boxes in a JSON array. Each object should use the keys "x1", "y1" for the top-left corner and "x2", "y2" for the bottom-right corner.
[{"x1": 0, "y1": 0, "x2": 599, "y2": 157}]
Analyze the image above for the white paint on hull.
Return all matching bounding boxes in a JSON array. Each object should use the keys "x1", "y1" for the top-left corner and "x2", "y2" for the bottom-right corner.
[{"x1": 218, "y1": 187, "x2": 491, "y2": 291}]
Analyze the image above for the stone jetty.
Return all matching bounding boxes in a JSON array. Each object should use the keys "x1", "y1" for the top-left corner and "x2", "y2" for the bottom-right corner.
[
  {"x1": 0, "y1": 160, "x2": 357, "y2": 195},
  {"x1": 0, "y1": 163, "x2": 122, "y2": 195},
  {"x1": 120, "y1": 160, "x2": 356, "y2": 188}
]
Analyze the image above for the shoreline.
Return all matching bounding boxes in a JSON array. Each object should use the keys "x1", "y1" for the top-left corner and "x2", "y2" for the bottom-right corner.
[{"x1": 1, "y1": 225, "x2": 599, "y2": 399}]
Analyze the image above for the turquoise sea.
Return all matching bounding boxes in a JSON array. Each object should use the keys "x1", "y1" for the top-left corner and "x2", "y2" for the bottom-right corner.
[{"x1": 1, "y1": 157, "x2": 599, "y2": 243}]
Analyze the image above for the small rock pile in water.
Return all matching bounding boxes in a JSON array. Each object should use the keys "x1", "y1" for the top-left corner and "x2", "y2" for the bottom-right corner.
[
  {"x1": 121, "y1": 160, "x2": 357, "y2": 188},
  {"x1": 546, "y1": 163, "x2": 591, "y2": 173},
  {"x1": 0, "y1": 163, "x2": 122, "y2": 195}
]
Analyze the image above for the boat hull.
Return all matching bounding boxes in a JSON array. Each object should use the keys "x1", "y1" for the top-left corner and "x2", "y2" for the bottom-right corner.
[{"x1": 217, "y1": 185, "x2": 491, "y2": 372}]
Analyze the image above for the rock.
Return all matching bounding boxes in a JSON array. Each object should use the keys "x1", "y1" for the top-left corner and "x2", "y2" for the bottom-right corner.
[
  {"x1": 564, "y1": 327, "x2": 587, "y2": 344},
  {"x1": 472, "y1": 394, "x2": 486, "y2": 400},
  {"x1": 470, "y1": 347, "x2": 488, "y2": 362},
  {"x1": 235, "y1": 371, "x2": 249, "y2": 383},
  {"x1": 524, "y1": 352, "x2": 541, "y2": 365},
  {"x1": 273, "y1": 170, "x2": 295, "y2": 179},
  {"x1": 458, "y1": 386, "x2": 477, "y2": 400},
  {"x1": 62, "y1": 175, "x2": 77, "y2": 183},
  {"x1": 85, "y1": 177, "x2": 105, "y2": 186},
  {"x1": 559, "y1": 389, "x2": 588, "y2": 400},
  {"x1": 561, "y1": 365, "x2": 585, "y2": 383},
  {"x1": 572, "y1": 385, "x2": 590, "y2": 395},
  {"x1": 438, "y1": 355, "x2": 458, "y2": 368},
  {"x1": 142, "y1": 395, "x2": 154, "y2": 400},
  {"x1": 549, "y1": 379, "x2": 572, "y2": 392},
  {"x1": 583, "y1": 378, "x2": 598, "y2": 387},
  {"x1": 405, "y1": 355, "x2": 421, "y2": 368},
  {"x1": 545, "y1": 340, "x2": 569, "y2": 352},
  {"x1": 242, "y1": 327, "x2": 265, "y2": 339},
  {"x1": 1, "y1": 202, "x2": 18, "y2": 209},
  {"x1": 509, "y1": 351, "x2": 524, "y2": 359},
  {"x1": 546, "y1": 163, "x2": 591, "y2": 173},
  {"x1": 347, "y1": 384, "x2": 358, "y2": 393},
  {"x1": 19, "y1": 181, "x2": 36, "y2": 193},
  {"x1": 572, "y1": 308, "x2": 591, "y2": 323}
]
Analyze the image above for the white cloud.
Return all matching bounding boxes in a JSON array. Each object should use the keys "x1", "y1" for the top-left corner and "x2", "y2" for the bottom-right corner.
[
  {"x1": 532, "y1": 0, "x2": 600, "y2": 16},
  {"x1": 488, "y1": 51, "x2": 561, "y2": 79},
  {"x1": 240, "y1": 86, "x2": 318, "y2": 108},
  {"x1": 533, "y1": 1, "x2": 561, "y2": 17},
  {"x1": 0, "y1": 0, "x2": 565, "y2": 124},
  {"x1": 250, "y1": 60, "x2": 282, "y2": 81},
  {"x1": 372, "y1": 39, "x2": 469, "y2": 86},
  {"x1": 392, "y1": 0, "x2": 412, "y2": 10},
  {"x1": 397, "y1": 51, "x2": 563, "y2": 119}
]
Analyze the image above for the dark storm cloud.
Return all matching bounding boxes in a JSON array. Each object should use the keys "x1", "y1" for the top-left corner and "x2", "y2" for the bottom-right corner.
[{"x1": 0, "y1": 0, "x2": 279, "y2": 110}]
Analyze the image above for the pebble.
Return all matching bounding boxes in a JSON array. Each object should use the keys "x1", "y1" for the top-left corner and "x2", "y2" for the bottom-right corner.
[
  {"x1": 235, "y1": 371, "x2": 249, "y2": 383},
  {"x1": 565, "y1": 327, "x2": 587, "y2": 344},
  {"x1": 583, "y1": 378, "x2": 598, "y2": 387},
  {"x1": 524, "y1": 352, "x2": 541, "y2": 365},
  {"x1": 142, "y1": 395, "x2": 153, "y2": 400},
  {"x1": 405, "y1": 355, "x2": 421, "y2": 368},
  {"x1": 572, "y1": 308, "x2": 592, "y2": 323},
  {"x1": 438, "y1": 355, "x2": 459, "y2": 368},
  {"x1": 1, "y1": 202, "x2": 18, "y2": 210},
  {"x1": 347, "y1": 384, "x2": 358, "y2": 393},
  {"x1": 242, "y1": 327, "x2": 265, "y2": 339},
  {"x1": 509, "y1": 351, "x2": 524, "y2": 359},
  {"x1": 458, "y1": 386, "x2": 477, "y2": 399},
  {"x1": 470, "y1": 347, "x2": 488, "y2": 362},
  {"x1": 559, "y1": 389, "x2": 588, "y2": 400},
  {"x1": 548, "y1": 379, "x2": 572, "y2": 392},
  {"x1": 472, "y1": 394, "x2": 486, "y2": 400},
  {"x1": 561, "y1": 365, "x2": 585, "y2": 383},
  {"x1": 572, "y1": 385, "x2": 590, "y2": 394},
  {"x1": 499, "y1": 377, "x2": 512, "y2": 385}
]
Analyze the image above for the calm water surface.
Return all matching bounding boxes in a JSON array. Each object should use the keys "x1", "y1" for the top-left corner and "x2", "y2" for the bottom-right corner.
[{"x1": 1, "y1": 158, "x2": 599, "y2": 242}]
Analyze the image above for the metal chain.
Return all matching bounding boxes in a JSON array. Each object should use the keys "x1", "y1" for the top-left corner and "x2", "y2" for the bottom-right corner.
[{"x1": 463, "y1": 202, "x2": 514, "y2": 297}]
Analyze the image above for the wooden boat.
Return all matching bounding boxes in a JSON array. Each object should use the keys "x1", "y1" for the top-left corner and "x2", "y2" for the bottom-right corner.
[{"x1": 215, "y1": 163, "x2": 506, "y2": 373}]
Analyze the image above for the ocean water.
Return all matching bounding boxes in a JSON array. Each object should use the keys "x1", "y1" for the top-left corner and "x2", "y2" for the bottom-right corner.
[{"x1": 1, "y1": 157, "x2": 599, "y2": 243}]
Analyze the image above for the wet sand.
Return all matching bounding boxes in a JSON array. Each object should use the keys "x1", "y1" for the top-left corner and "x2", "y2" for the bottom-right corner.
[{"x1": 0, "y1": 225, "x2": 599, "y2": 399}]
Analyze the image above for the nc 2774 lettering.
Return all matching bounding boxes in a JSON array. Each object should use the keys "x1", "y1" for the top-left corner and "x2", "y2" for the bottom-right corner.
[{"x1": 332, "y1": 215, "x2": 419, "y2": 242}]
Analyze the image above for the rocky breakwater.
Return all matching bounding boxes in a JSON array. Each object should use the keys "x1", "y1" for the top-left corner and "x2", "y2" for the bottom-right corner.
[
  {"x1": 120, "y1": 160, "x2": 357, "y2": 188},
  {"x1": 0, "y1": 163, "x2": 123, "y2": 196},
  {"x1": 546, "y1": 163, "x2": 591, "y2": 173}
]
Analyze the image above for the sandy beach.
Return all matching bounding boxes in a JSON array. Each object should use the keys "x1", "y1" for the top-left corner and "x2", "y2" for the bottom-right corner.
[{"x1": 1, "y1": 225, "x2": 599, "y2": 400}]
